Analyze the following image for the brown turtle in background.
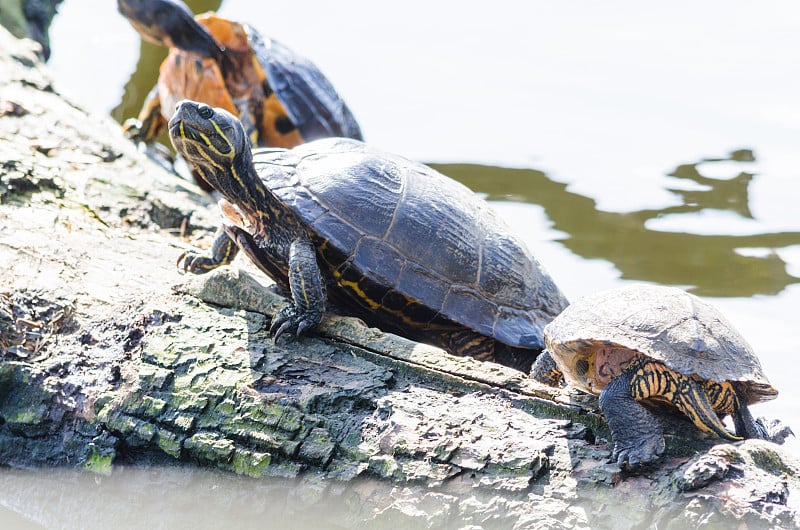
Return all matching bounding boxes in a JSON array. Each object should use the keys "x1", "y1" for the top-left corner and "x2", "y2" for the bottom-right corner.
[
  {"x1": 117, "y1": 0, "x2": 362, "y2": 188},
  {"x1": 532, "y1": 284, "x2": 792, "y2": 471}
]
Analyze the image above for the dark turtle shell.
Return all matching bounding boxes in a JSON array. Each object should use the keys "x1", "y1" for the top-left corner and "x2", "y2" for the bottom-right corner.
[
  {"x1": 246, "y1": 28, "x2": 362, "y2": 142},
  {"x1": 251, "y1": 138, "x2": 569, "y2": 349},
  {"x1": 544, "y1": 284, "x2": 777, "y2": 404}
]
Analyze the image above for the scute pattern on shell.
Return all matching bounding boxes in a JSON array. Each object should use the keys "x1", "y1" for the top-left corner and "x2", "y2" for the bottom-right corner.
[
  {"x1": 251, "y1": 138, "x2": 569, "y2": 349},
  {"x1": 544, "y1": 284, "x2": 777, "y2": 404}
]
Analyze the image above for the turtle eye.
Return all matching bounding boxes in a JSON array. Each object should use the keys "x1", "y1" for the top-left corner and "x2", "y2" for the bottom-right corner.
[{"x1": 198, "y1": 105, "x2": 214, "y2": 119}]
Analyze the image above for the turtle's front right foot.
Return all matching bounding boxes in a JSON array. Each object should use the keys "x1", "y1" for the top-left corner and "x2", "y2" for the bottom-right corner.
[
  {"x1": 177, "y1": 229, "x2": 239, "y2": 274},
  {"x1": 122, "y1": 118, "x2": 144, "y2": 141},
  {"x1": 269, "y1": 304, "x2": 321, "y2": 343},
  {"x1": 612, "y1": 432, "x2": 666, "y2": 472}
]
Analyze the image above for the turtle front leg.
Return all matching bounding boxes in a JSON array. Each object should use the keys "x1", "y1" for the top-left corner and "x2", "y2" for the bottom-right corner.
[
  {"x1": 530, "y1": 349, "x2": 564, "y2": 387},
  {"x1": 599, "y1": 367, "x2": 666, "y2": 471},
  {"x1": 269, "y1": 235, "x2": 326, "y2": 342},
  {"x1": 123, "y1": 85, "x2": 167, "y2": 144},
  {"x1": 178, "y1": 228, "x2": 239, "y2": 274}
]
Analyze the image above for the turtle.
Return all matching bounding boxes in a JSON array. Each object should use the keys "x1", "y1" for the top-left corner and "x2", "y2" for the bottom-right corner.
[
  {"x1": 168, "y1": 100, "x2": 569, "y2": 371},
  {"x1": 117, "y1": 0, "x2": 362, "y2": 187},
  {"x1": 531, "y1": 284, "x2": 792, "y2": 471}
]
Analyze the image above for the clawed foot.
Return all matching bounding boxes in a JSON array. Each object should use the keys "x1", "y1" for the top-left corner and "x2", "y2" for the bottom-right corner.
[
  {"x1": 122, "y1": 118, "x2": 144, "y2": 141},
  {"x1": 612, "y1": 432, "x2": 666, "y2": 472},
  {"x1": 269, "y1": 305, "x2": 318, "y2": 343},
  {"x1": 755, "y1": 417, "x2": 794, "y2": 445},
  {"x1": 176, "y1": 251, "x2": 218, "y2": 274}
]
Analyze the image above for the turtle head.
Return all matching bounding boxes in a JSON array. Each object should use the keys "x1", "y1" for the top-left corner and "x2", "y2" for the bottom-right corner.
[{"x1": 169, "y1": 100, "x2": 262, "y2": 205}]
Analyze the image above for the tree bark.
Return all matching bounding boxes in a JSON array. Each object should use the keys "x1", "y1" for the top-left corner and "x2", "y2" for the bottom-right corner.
[{"x1": 0, "y1": 27, "x2": 798, "y2": 528}]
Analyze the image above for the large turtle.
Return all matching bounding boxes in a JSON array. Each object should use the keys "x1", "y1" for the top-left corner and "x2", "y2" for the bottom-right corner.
[
  {"x1": 117, "y1": 0, "x2": 362, "y2": 184},
  {"x1": 531, "y1": 284, "x2": 792, "y2": 470},
  {"x1": 169, "y1": 100, "x2": 569, "y2": 371}
]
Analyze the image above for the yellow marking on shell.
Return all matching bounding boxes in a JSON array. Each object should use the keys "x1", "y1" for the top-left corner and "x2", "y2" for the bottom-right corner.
[
  {"x1": 332, "y1": 270, "x2": 380, "y2": 311},
  {"x1": 330, "y1": 269, "x2": 444, "y2": 330}
]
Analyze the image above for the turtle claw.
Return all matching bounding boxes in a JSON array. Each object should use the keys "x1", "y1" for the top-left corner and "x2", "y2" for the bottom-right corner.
[
  {"x1": 754, "y1": 417, "x2": 794, "y2": 445},
  {"x1": 270, "y1": 305, "x2": 319, "y2": 343},
  {"x1": 612, "y1": 433, "x2": 666, "y2": 472},
  {"x1": 122, "y1": 118, "x2": 144, "y2": 141},
  {"x1": 270, "y1": 306, "x2": 295, "y2": 343},
  {"x1": 177, "y1": 251, "x2": 217, "y2": 274}
]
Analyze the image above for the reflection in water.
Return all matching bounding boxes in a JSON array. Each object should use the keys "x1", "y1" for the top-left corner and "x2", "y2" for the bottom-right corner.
[
  {"x1": 107, "y1": 1, "x2": 798, "y2": 299},
  {"x1": 666, "y1": 149, "x2": 755, "y2": 220},
  {"x1": 434, "y1": 150, "x2": 800, "y2": 297},
  {"x1": 0, "y1": 464, "x2": 764, "y2": 530}
]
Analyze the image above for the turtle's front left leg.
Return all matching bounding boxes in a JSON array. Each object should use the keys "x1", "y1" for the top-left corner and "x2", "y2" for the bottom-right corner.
[
  {"x1": 530, "y1": 349, "x2": 564, "y2": 387},
  {"x1": 178, "y1": 227, "x2": 239, "y2": 274},
  {"x1": 123, "y1": 85, "x2": 167, "y2": 144},
  {"x1": 599, "y1": 365, "x2": 666, "y2": 471},
  {"x1": 270, "y1": 235, "x2": 326, "y2": 341}
]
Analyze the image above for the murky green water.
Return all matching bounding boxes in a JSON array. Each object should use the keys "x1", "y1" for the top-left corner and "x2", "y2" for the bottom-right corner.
[{"x1": 7, "y1": 0, "x2": 799, "y2": 526}]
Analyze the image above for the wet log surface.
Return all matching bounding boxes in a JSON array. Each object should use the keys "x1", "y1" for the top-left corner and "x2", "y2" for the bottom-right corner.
[{"x1": 0, "y1": 27, "x2": 798, "y2": 529}]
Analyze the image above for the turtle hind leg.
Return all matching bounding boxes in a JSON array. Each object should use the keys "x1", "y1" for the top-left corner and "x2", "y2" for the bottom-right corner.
[
  {"x1": 599, "y1": 363, "x2": 666, "y2": 471},
  {"x1": 631, "y1": 359, "x2": 739, "y2": 442},
  {"x1": 439, "y1": 331, "x2": 535, "y2": 372},
  {"x1": 439, "y1": 330, "x2": 497, "y2": 362}
]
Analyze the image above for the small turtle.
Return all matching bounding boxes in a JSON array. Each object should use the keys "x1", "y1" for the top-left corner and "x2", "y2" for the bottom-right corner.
[
  {"x1": 169, "y1": 100, "x2": 569, "y2": 371},
  {"x1": 118, "y1": 0, "x2": 362, "y2": 186},
  {"x1": 531, "y1": 284, "x2": 792, "y2": 470}
]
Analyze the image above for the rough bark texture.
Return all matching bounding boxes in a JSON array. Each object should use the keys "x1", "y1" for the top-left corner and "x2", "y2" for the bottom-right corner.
[{"x1": 0, "y1": 27, "x2": 799, "y2": 528}]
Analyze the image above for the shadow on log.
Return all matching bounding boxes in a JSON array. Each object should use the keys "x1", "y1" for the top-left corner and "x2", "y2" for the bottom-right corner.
[{"x1": 0, "y1": 26, "x2": 798, "y2": 528}]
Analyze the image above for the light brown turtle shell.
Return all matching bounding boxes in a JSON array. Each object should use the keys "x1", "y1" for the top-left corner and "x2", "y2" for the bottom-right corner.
[{"x1": 544, "y1": 284, "x2": 777, "y2": 405}]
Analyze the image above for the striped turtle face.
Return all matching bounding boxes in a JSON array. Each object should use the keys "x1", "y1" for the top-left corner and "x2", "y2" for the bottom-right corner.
[
  {"x1": 169, "y1": 99, "x2": 275, "y2": 232},
  {"x1": 546, "y1": 338, "x2": 639, "y2": 394},
  {"x1": 169, "y1": 100, "x2": 242, "y2": 160},
  {"x1": 593, "y1": 346, "x2": 637, "y2": 388},
  {"x1": 169, "y1": 100, "x2": 251, "y2": 195}
]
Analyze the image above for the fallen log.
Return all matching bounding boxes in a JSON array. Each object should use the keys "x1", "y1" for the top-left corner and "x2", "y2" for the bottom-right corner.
[{"x1": 0, "y1": 26, "x2": 798, "y2": 528}]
